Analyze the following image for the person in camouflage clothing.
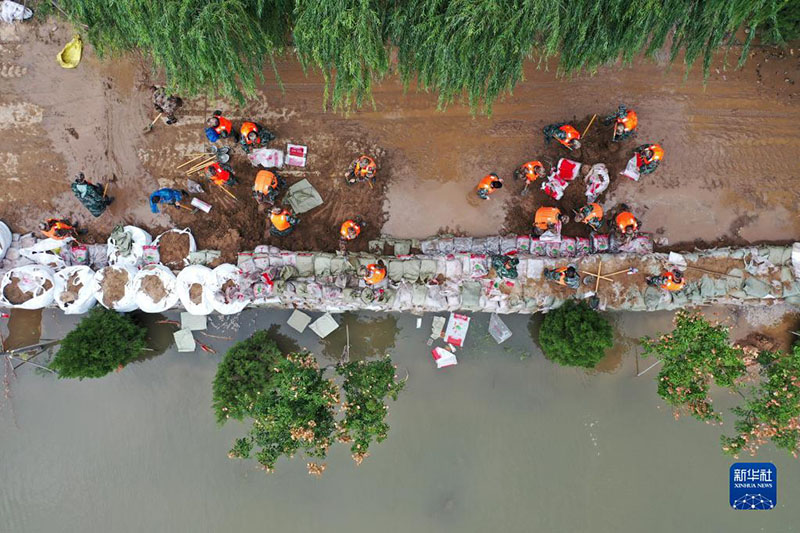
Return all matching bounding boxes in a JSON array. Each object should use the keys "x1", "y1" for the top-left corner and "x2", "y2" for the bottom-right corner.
[
  {"x1": 151, "y1": 86, "x2": 183, "y2": 125},
  {"x1": 491, "y1": 254, "x2": 519, "y2": 279},
  {"x1": 71, "y1": 173, "x2": 113, "y2": 217}
]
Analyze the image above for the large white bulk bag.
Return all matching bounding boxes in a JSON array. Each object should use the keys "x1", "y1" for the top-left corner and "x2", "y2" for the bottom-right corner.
[
  {"x1": 0, "y1": 221, "x2": 12, "y2": 261},
  {"x1": 0, "y1": 264, "x2": 55, "y2": 309},
  {"x1": 18, "y1": 237, "x2": 68, "y2": 270},
  {"x1": 211, "y1": 263, "x2": 250, "y2": 315},
  {"x1": 133, "y1": 264, "x2": 179, "y2": 313},
  {"x1": 108, "y1": 226, "x2": 152, "y2": 268},
  {"x1": 92, "y1": 264, "x2": 139, "y2": 312},
  {"x1": 54, "y1": 265, "x2": 97, "y2": 314},
  {"x1": 176, "y1": 265, "x2": 215, "y2": 316},
  {"x1": 153, "y1": 228, "x2": 197, "y2": 269}
]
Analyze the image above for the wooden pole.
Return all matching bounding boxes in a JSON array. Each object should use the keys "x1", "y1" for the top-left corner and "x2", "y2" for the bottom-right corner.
[
  {"x1": 581, "y1": 114, "x2": 597, "y2": 138},
  {"x1": 144, "y1": 112, "x2": 163, "y2": 131},
  {"x1": 684, "y1": 264, "x2": 738, "y2": 279},
  {"x1": 7, "y1": 355, "x2": 57, "y2": 374},
  {"x1": 176, "y1": 153, "x2": 207, "y2": 169},
  {"x1": 185, "y1": 157, "x2": 216, "y2": 174},
  {"x1": 214, "y1": 182, "x2": 237, "y2": 201},
  {"x1": 594, "y1": 260, "x2": 603, "y2": 293},
  {"x1": 174, "y1": 203, "x2": 195, "y2": 212},
  {"x1": 580, "y1": 270, "x2": 614, "y2": 282}
]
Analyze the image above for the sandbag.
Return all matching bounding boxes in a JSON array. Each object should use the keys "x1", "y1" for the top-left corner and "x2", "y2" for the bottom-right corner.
[
  {"x1": 153, "y1": 228, "x2": 197, "y2": 269},
  {"x1": 211, "y1": 264, "x2": 251, "y2": 315},
  {"x1": 108, "y1": 225, "x2": 153, "y2": 268},
  {"x1": 18, "y1": 237, "x2": 67, "y2": 270},
  {"x1": 0, "y1": 221, "x2": 11, "y2": 260},
  {"x1": 93, "y1": 264, "x2": 138, "y2": 312},
  {"x1": 0, "y1": 265, "x2": 55, "y2": 309},
  {"x1": 57, "y1": 35, "x2": 82, "y2": 69},
  {"x1": 54, "y1": 265, "x2": 96, "y2": 314},
  {"x1": 176, "y1": 265, "x2": 216, "y2": 315},
  {"x1": 133, "y1": 264, "x2": 179, "y2": 313}
]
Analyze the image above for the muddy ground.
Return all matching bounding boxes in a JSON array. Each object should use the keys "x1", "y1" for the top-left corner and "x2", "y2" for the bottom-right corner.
[{"x1": 0, "y1": 20, "x2": 799, "y2": 262}]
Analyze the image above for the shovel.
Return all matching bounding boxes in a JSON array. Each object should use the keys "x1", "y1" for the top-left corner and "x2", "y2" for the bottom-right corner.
[
  {"x1": 143, "y1": 112, "x2": 163, "y2": 133},
  {"x1": 175, "y1": 202, "x2": 198, "y2": 214}
]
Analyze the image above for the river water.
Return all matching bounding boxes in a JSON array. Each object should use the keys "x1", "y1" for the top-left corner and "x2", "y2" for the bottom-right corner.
[{"x1": 1, "y1": 309, "x2": 799, "y2": 532}]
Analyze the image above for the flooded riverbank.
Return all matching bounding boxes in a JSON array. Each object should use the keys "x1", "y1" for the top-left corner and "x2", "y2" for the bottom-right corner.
[{"x1": 1, "y1": 308, "x2": 799, "y2": 532}]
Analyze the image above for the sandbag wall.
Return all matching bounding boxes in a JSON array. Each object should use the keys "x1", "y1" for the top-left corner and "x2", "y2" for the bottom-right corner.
[{"x1": 0, "y1": 223, "x2": 798, "y2": 315}]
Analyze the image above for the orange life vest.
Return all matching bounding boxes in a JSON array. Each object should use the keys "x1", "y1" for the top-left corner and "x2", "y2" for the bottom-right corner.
[
  {"x1": 364, "y1": 263, "x2": 386, "y2": 285},
  {"x1": 270, "y1": 210, "x2": 292, "y2": 231},
  {"x1": 214, "y1": 115, "x2": 232, "y2": 135},
  {"x1": 557, "y1": 125, "x2": 580, "y2": 148},
  {"x1": 534, "y1": 207, "x2": 562, "y2": 231},
  {"x1": 253, "y1": 170, "x2": 278, "y2": 194},
  {"x1": 206, "y1": 162, "x2": 231, "y2": 185},
  {"x1": 355, "y1": 156, "x2": 377, "y2": 178},
  {"x1": 552, "y1": 267, "x2": 571, "y2": 286},
  {"x1": 639, "y1": 144, "x2": 664, "y2": 165},
  {"x1": 240, "y1": 122, "x2": 260, "y2": 144},
  {"x1": 521, "y1": 160, "x2": 544, "y2": 183},
  {"x1": 581, "y1": 203, "x2": 603, "y2": 224},
  {"x1": 340, "y1": 219, "x2": 361, "y2": 240},
  {"x1": 42, "y1": 219, "x2": 74, "y2": 240},
  {"x1": 616, "y1": 211, "x2": 638, "y2": 233},
  {"x1": 661, "y1": 271, "x2": 686, "y2": 292},
  {"x1": 477, "y1": 174, "x2": 500, "y2": 195},
  {"x1": 618, "y1": 110, "x2": 638, "y2": 132}
]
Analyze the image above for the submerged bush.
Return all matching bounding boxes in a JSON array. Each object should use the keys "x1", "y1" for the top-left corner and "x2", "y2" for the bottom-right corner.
[
  {"x1": 538, "y1": 300, "x2": 613, "y2": 368},
  {"x1": 50, "y1": 307, "x2": 146, "y2": 379}
]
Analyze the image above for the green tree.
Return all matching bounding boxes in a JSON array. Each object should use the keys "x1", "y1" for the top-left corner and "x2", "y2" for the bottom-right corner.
[
  {"x1": 642, "y1": 311, "x2": 746, "y2": 422},
  {"x1": 50, "y1": 307, "x2": 146, "y2": 379},
  {"x1": 722, "y1": 345, "x2": 800, "y2": 458},
  {"x1": 337, "y1": 357, "x2": 405, "y2": 464},
  {"x1": 227, "y1": 352, "x2": 339, "y2": 474},
  {"x1": 212, "y1": 329, "x2": 282, "y2": 424},
  {"x1": 537, "y1": 300, "x2": 613, "y2": 369}
]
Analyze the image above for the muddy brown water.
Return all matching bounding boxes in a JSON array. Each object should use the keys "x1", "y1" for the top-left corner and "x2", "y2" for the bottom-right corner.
[{"x1": 2, "y1": 307, "x2": 800, "y2": 532}]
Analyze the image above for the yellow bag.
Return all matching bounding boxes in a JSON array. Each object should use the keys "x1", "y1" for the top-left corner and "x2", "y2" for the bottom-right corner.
[{"x1": 56, "y1": 35, "x2": 83, "y2": 69}]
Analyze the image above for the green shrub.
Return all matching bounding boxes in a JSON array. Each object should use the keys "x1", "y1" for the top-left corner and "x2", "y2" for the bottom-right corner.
[
  {"x1": 538, "y1": 300, "x2": 613, "y2": 368},
  {"x1": 50, "y1": 307, "x2": 146, "y2": 379},
  {"x1": 212, "y1": 329, "x2": 282, "y2": 424}
]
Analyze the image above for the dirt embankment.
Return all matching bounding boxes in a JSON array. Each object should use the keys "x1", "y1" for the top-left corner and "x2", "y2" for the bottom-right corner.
[{"x1": 0, "y1": 19, "x2": 798, "y2": 259}]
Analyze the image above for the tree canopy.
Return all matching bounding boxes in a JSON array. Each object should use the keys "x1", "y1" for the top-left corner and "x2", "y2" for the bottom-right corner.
[
  {"x1": 51, "y1": 0, "x2": 793, "y2": 112},
  {"x1": 537, "y1": 300, "x2": 613, "y2": 369},
  {"x1": 50, "y1": 307, "x2": 146, "y2": 379},
  {"x1": 214, "y1": 330, "x2": 405, "y2": 475}
]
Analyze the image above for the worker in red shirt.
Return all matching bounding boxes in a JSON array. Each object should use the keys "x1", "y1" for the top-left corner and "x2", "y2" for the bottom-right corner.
[
  {"x1": 239, "y1": 121, "x2": 275, "y2": 152},
  {"x1": 205, "y1": 161, "x2": 236, "y2": 187},
  {"x1": 634, "y1": 144, "x2": 664, "y2": 174},
  {"x1": 574, "y1": 203, "x2": 604, "y2": 231},
  {"x1": 361, "y1": 260, "x2": 387, "y2": 285},
  {"x1": 345, "y1": 155, "x2": 378, "y2": 185},
  {"x1": 340, "y1": 218, "x2": 364, "y2": 241},
  {"x1": 206, "y1": 110, "x2": 234, "y2": 142},
  {"x1": 543, "y1": 123, "x2": 581, "y2": 150},
  {"x1": 647, "y1": 269, "x2": 686, "y2": 292},
  {"x1": 615, "y1": 205, "x2": 640, "y2": 235},
  {"x1": 39, "y1": 218, "x2": 78, "y2": 240}
]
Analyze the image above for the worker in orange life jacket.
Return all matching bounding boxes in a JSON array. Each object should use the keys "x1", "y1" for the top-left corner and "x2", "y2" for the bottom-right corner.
[
  {"x1": 340, "y1": 218, "x2": 365, "y2": 241},
  {"x1": 604, "y1": 105, "x2": 638, "y2": 141},
  {"x1": 543, "y1": 123, "x2": 581, "y2": 150},
  {"x1": 269, "y1": 206, "x2": 299, "y2": 237},
  {"x1": 514, "y1": 160, "x2": 546, "y2": 184},
  {"x1": 239, "y1": 121, "x2": 275, "y2": 153},
  {"x1": 345, "y1": 155, "x2": 378, "y2": 185},
  {"x1": 574, "y1": 202, "x2": 604, "y2": 231},
  {"x1": 633, "y1": 143, "x2": 664, "y2": 174},
  {"x1": 533, "y1": 206, "x2": 569, "y2": 235},
  {"x1": 647, "y1": 269, "x2": 686, "y2": 292},
  {"x1": 476, "y1": 173, "x2": 503, "y2": 200},
  {"x1": 205, "y1": 161, "x2": 236, "y2": 187},
  {"x1": 39, "y1": 218, "x2": 77, "y2": 240},
  {"x1": 360, "y1": 260, "x2": 387, "y2": 286},
  {"x1": 614, "y1": 205, "x2": 639, "y2": 235},
  {"x1": 544, "y1": 265, "x2": 581, "y2": 289},
  {"x1": 206, "y1": 110, "x2": 234, "y2": 142},
  {"x1": 252, "y1": 170, "x2": 285, "y2": 205}
]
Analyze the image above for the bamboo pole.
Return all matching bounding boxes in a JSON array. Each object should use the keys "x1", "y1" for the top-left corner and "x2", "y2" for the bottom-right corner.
[
  {"x1": 214, "y1": 182, "x2": 237, "y2": 201},
  {"x1": 185, "y1": 157, "x2": 216, "y2": 174},
  {"x1": 580, "y1": 270, "x2": 614, "y2": 282},
  {"x1": 176, "y1": 153, "x2": 208, "y2": 169},
  {"x1": 594, "y1": 260, "x2": 603, "y2": 293},
  {"x1": 581, "y1": 114, "x2": 597, "y2": 138}
]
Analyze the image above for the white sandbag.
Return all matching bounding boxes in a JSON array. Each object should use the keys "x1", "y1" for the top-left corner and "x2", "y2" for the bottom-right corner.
[
  {"x1": 0, "y1": 221, "x2": 11, "y2": 260},
  {"x1": 93, "y1": 264, "x2": 139, "y2": 312},
  {"x1": 792, "y1": 243, "x2": 800, "y2": 279},
  {"x1": 621, "y1": 156, "x2": 640, "y2": 181},
  {"x1": 176, "y1": 264, "x2": 216, "y2": 315},
  {"x1": 153, "y1": 228, "x2": 198, "y2": 269},
  {"x1": 247, "y1": 148, "x2": 284, "y2": 168},
  {"x1": 108, "y1": 226, "x2": 152, "y2": 268},
  {"x1": 211, "y1": 264, "x2": 251, "y2": 315},
  {"x1": 54, "y1": 265, "x2": 97, "y2": 314},
  {"x1": 19, "y1": 237, "x2": 68, "y2": 270},
  {"x1": 0, "y1": 265, "x2": 55, "y2": 309},
  {"x1": 133, "y1": 264, "x2": 179, "y2": 313}
]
